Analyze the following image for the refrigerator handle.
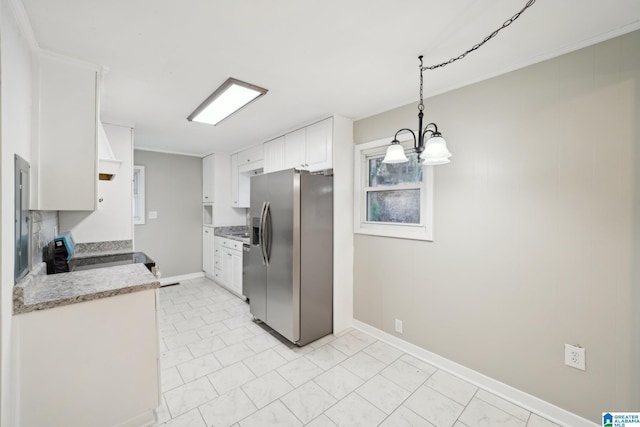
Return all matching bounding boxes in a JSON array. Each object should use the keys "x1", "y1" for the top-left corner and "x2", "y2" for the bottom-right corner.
[
  {"x1": 265, "y1": 202, "x2": 272, "y2": 264},
  {"x1": 259, "y1": 202, "x2": 269, "y2": 266}
]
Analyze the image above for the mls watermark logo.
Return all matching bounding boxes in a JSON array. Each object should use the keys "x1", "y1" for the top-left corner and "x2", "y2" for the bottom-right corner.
[{"x1": 603, "y1": 412, "x2": 640, "y2": 427}]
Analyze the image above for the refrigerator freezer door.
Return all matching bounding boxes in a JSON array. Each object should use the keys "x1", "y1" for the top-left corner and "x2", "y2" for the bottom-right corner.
[{"x1": 265, "y1": 169, "x2": 299, "y2": 343}]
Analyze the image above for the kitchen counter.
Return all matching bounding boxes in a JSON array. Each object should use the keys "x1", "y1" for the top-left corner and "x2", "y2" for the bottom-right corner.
[
  {"x1": 214, "y1": 226, "x2": 250, "y2": 244},
  {"x1": 14, "y1": 262, "x2": 159, "y2": 315},
  {"x1": 71, "y1": 239, "x2": 133, "y2": 259}
]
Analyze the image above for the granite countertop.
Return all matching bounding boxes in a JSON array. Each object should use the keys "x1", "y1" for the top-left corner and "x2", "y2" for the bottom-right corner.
[
  {"x1": 71, "y1": 239, "x2": 133, "y2": 260},
  {"x1": 14, "y1": 263, "x2": 160, "y2": 315},
  {"x1": 214, "y1": 226, "x2": 250, "y2": 244}
]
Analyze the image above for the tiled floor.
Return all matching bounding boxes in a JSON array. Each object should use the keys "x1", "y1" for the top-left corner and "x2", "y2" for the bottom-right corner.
[{"x1": 154, "y1": 277, "x2": 561, "y2": 427}]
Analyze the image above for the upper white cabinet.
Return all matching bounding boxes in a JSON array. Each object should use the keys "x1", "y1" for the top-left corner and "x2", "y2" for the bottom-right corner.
[
  {"x1": 267, "y1": 117, "x2": 334, "y2": 173},
  {"x1": 263, "y1": 137, "x2": 284, "y2": 173},
  {"x1": 230, "y1": 153, "x2": 239, "y2": 207},
  {"x1": 305, "y1": 118, "x2": 333, "y2": 171},
  {"x1": 237, "y1": 145, "x2": 263, "y2": 166},
  {"x1": 284, "y1": 128, "x2": 306, "y2": 170},
  {"x1": 202, "y1": 154, "x2": 214, "y2": 203},
  {"x1": 231, "y1": 146, "x2": 264, "y2": 208},
  {"x1": 33, "y1": 53, "x2": 100, "y2": 211}
]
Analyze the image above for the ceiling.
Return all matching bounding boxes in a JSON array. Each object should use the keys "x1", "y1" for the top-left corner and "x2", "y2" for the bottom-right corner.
[{"x1": 20, "y1": 0, "x2": 640, "y2": 156}]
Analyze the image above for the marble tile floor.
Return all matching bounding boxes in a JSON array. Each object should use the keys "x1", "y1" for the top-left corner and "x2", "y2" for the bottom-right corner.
[{"x1": 154, "y1": 277, "x2": 562, "y2": 427}]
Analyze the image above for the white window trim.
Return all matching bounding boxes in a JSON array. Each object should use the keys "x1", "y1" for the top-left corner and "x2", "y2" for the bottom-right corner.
[
  {"x1": 354, "y1": 135, "x2": 434, "y2": 241},
  {"x1": 133, "y1": 165, "x2": 146, "y2": 225}
]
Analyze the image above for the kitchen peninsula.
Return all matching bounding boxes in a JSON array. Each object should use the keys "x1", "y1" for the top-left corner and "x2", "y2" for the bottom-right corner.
[{"x1": 13, "y1": 262, "x2": 161, "y2": 427}]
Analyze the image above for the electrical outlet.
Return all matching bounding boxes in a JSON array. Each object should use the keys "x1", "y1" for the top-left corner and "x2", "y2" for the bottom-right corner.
[
  {"x1": 148, "y1": 211, "x2": 158, "y2": 219},
  {"x1": 565, "y1": 344, "x2": 586, "y2": 371},
  {"x1": 395, "y1": 319, "x2": 403, "y2": 334}
]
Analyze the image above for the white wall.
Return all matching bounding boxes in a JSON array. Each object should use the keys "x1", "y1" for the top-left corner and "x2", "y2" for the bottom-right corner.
[
  {"x1": 59, "y1": 123, "x2": 133, "y2": 242},
  {"x1": 213, "y1": 153, "x2": 246, "y2": 227},
  {"x1": 353, "y1": 31, "x2": 640, "y2": 423},
  {"x1": 331, "y1": 115, "x2": 354, "y2": 334},
  {"x1": 0, "y1": 0, "x2": 35, "y2": 424}
]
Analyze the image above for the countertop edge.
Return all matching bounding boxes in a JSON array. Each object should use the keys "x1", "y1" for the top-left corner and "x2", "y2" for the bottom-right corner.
[
  {"x1": 14, "y1": 281, "x2": 159, "y2": 315},
  {"x1": 14, "y1": 263, "x2": 160, "y2": 316},
  {"x1": 213, "y1": 226, "x2": 250, "y2": 243}
]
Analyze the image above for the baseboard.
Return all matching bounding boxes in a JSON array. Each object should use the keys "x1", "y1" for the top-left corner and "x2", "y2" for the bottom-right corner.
[
  {"x1": 352, "y1": 319, "x2": 598, "y2": 427},
  {"x1": 159, "y1": 272, "x2": 204, "y2": 286},
  {"x1": 113, "y1": 410, "x2": 156, "y2": 427}
]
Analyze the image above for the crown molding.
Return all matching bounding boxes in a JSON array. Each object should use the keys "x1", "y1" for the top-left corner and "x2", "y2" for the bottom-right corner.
[{"x1": 133, "y1": 146, "x2": 204, "y2": 158}]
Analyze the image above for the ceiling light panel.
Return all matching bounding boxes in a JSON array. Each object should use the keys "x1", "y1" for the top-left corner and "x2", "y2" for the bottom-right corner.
[{"x1": 188, "y1": 78, "x2": 268, "y2": 126}]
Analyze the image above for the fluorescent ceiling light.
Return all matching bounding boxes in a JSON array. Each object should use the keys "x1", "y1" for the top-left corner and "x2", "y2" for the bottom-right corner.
[{"x1": 188, "y1": 78, "x2": 268, "y2": 126}]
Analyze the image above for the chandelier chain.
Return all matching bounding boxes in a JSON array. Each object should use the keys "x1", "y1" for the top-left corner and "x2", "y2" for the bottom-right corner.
[{"x1": 421, "y1": 0, "x2": 536, "y2": 71}]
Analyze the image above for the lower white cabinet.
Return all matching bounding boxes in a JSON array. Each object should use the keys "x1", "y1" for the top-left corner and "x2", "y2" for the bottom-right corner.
[
  {"x1": 16, "y1": 289, "x2": 160, "y2": 427},
  {"x1": 213, "y1": 236, "x2": 244, "y2": 297},
  {"x1": 203, "y1": 227, "x2": 214, "y2": 277}
]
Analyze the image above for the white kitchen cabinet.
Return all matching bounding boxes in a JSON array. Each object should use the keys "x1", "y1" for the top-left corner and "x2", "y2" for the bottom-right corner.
[
  {"x1": 305, "y1": 117, "x2": 333, "y2": 171},
  {"x1": 33, "y1": 53, "x2": 100, "y2": 211},
  {"x1": 214, "y1": 237, "x2": 222, "y2": 282},
  {"x1": 284, "y1": 128, "x2": 306, "y2": 170},
  {"x1": 230, "y1": 153, "x2": 239, "y2": 207},
  {"x1": 263, "y1": 136, "x2": 285, "y2": 173},
  {"x1": 237, "y1": 144, "x2": 263, "y2": 165},
  {"x1": 16, "y1": 289, "x2": 160, "y2": 427},
  {"x1": 215, "y1": 237, "x2": 244, "y2": 297},
  {"x1": 231, "y1": 147, "x2": 263, "y2": 208},
  {"x1": 266, "y1": 117, "x2": 334, "y2": 173},
  {"x1": 203, "y1": 227, "x2": 214, "y2": 277},
  {"x1": 202, "y1": 154, "x2": 214, "y2": 203},
  {"x1": 221, "y1": 247, "x2": 233, "y2": 285}
]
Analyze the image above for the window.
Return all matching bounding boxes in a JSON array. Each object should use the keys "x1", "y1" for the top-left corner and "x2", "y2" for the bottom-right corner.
[
  {"x1": 354, "y1": 137, "x2": 434, "y2": 241},
  {"x1": 133, "y1": 165, "x2": 146, "y2": 225}
]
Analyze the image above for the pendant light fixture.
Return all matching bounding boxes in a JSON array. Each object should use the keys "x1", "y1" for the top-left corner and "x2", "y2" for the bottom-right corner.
[
  {"x1": 383, "y1": 56, "x2": 451, "y2": 166},
  {"x1": 383, "y1": 0, "x2": 537, "y2": 166}
]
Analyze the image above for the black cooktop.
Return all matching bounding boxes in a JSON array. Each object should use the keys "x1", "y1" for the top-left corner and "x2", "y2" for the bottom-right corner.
[{"x1": 67, "y1": 252, "x2": 155, "y2": 273}]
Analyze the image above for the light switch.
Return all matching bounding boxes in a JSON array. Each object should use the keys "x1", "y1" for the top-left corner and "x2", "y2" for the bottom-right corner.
[{"x1": 149, "y1": 211, "x2": 158, "y2": 219}]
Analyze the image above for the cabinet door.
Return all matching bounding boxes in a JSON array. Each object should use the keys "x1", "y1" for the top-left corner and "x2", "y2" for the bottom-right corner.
[
  {"x1": 231, "y1": 250, "x2": 243, "y2": 294},
  {"x1": 237, "y1": 145, "x2": 264, "y2": 165},
  {"x1": 203, "y1": 228, "x2": 213, "y2": 275},
  {"x1": 230, "y1": 153, "x2": 239, "y2": 207},
  {"x1": 284, "y1": 128, "x2": 306, "y2": 170},
  {"x1": 222, "y1": 247, "x2": 233, "y2": 284},
  {"x1": 37, "y1": 55, "x2": 98, "y2": 211},
  {"x1": 202, "y1": 155, "x2": 214, "y2": 203},
  {"x1": 263, "y1": 137, "x2": 285, "y2": 173},
  {"x1": 305, "y1": 118, "x2": 333, "y2": 171}
]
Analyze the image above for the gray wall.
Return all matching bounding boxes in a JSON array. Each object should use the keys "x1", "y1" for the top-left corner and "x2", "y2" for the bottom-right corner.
[
  {"x1": 353, "y1": 31, "x2": 640, "y2": 423},
  {"x1": 133, "y1": 150, "x2": 202, "y2": 278}
]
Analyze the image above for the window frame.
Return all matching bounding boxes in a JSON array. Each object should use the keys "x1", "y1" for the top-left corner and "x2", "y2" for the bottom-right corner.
[
  {"x1": 133, "y1": 165, "x2": 146, "y2": 225},
  {"x1": 354, "y1": 136, "x2": 434, "y2": 241}
]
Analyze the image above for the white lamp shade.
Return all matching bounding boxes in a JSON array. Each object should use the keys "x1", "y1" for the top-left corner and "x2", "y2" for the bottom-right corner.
[
  {"x1": 421, "y1": 135, "x2": 451, "y2": 165},
  {"x1": 422, "y1": 157, "x2": 451, "y2": 165},
  {"x1": 382, "y1": 143, "x2": 409, "y2": 164}
]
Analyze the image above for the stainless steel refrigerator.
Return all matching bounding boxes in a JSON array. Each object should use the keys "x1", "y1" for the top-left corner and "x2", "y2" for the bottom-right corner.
[{"x1": 245, "y1": 168, "x2": 333, "y2": 346}]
